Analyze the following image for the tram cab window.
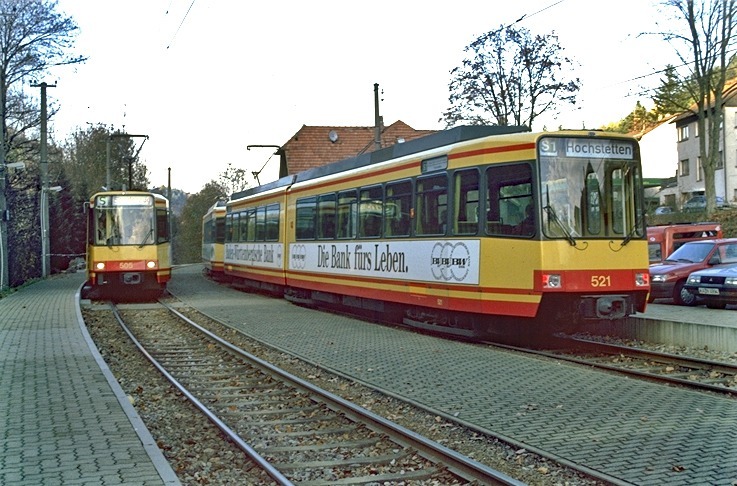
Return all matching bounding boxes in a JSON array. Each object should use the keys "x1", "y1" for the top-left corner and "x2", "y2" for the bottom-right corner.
[
  {"x1": 337, "y1": 190, "x2": 358, "y2": 239},
  {"x1": 296, "y1": 197, "x2": 317, "y2": 240},
  {"x1": 453, "y1": 169, "x2": 480, "y2": 235},
  {"x1": 415, "y1": 175, "x2": 448, "y2": 236},
  {"x1": 485, "y1": 163, "x2": 534, "y2": 237},
  {"x1": 384, "y1": 180, "x2": 411, "y2": 237},
  {"x1": 359, "y1": 186, "x2": 383, "y2": 238}
]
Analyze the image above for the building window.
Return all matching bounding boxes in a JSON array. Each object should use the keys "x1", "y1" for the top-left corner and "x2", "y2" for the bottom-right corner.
[
  {"x1": 678, "y1": 125, "x2": 690, "y2": 142},
  {"x1": 680, "y1": 159, "x2": 690, "y2": 176},
  {"x1": 718, "y1": 150, "x2": 724, "y2": 169},
  {"x1": 696, "y1": 156, "x2": 702, "y2": 181}
]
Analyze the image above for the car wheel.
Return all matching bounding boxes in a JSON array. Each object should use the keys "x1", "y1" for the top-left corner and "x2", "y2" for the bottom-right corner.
[{"x1": 673, "y1": 281, "x2": 697, "y2": 306}]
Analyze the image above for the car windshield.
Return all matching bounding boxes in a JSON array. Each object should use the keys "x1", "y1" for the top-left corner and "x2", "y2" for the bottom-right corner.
[{"x1": 665, "y1": 242, "x2": 714, "y2": 263}]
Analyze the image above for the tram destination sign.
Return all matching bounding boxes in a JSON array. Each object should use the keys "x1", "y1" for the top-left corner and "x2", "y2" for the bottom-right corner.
[{"x1": 539, "y1": 137, "x2": 634, "y2": 160}]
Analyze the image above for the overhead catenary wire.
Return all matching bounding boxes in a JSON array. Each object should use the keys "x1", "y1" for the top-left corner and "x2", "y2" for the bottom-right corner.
[{"x1": 166, "y1": 0, "x2": 197, "y2": 49}]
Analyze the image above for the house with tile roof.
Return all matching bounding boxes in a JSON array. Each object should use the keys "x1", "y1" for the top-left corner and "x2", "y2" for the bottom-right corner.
[{"x1": 272, "y1": 120, "x2": 436, "y2": 178}]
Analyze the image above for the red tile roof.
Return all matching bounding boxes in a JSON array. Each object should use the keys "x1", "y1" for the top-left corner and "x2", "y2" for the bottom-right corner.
[{"x1": 281, "y1": 120, "x2": 436, "y2": 174}]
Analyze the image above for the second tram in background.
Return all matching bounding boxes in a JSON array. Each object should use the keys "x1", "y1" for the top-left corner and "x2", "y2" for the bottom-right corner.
[
  {"x1": 83, "y1": 191, "x2": 172, "y2": 300},
  {"x1": 204, "y1": 126, "x2": 650, "y2": 340},
  {"x1": 202, "y1": 200, "x2": 228, "y2": 281}
]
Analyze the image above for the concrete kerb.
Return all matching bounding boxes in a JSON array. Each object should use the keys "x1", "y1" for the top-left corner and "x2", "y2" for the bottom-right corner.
[
  {"x1": 625, "y1": 316, "x2": 737, "y2": 353},
  {"x1": 73, "y1": 283, "x2": 181, "y2": 486}
]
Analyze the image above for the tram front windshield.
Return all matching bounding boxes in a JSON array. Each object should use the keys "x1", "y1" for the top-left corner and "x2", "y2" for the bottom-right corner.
[
  {"x1": 94, "y1": 195, "x2": 155, "y2": 246},
  {"x1": 538, "y1": 136, "x2": 644, "y2": 241}
]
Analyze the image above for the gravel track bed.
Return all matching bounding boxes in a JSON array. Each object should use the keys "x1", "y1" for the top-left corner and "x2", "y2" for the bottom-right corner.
[{"x1": 83, "y1": 304, "x2": 607, "y2": 485}]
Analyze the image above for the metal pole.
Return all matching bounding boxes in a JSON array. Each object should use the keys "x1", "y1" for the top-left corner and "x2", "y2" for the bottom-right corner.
[
  {"x1": 0, "y1": 73, "x2": 7, "y2": 290},
  {"x1": 106, "y1": 138, "x2": 111, "y2": 189},
  {"x1": 33, "y1": 82, "x2": 54, "y2": 277},
  {"x1": 373, "y1": 83, "x2": 381, "y2": 151}
]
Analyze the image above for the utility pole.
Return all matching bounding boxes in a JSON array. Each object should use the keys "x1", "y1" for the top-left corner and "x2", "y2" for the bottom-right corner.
[
  {"x1": 33, "y1": 81, "x2": 55, "y2": 278},
  {"x1": 0, "y1": 90, "x2": 6, "y2": 291},
  {"x1": 106, "y1": 133, "x2": 149, "y2": 190}
]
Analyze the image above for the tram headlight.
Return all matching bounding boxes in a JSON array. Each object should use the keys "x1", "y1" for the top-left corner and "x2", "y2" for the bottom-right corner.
[
  {"x1": 543, "y1": 273, "x2": 562, "y2": 288},
  {"x1": 95, "y1": 262, "x2": 105, "y2": 270},
  {"x1": 635, "y1": 272, "x2": 649, "y2": 286},
  {"x1": 146, "y1": 260, "x2": 157, "y2": 269}
]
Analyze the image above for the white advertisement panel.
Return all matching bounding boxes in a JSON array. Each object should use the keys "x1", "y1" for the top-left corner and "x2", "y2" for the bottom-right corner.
[
  {"x1": 225, "y1": 243, "x2": 284, "y2": 269},
  {"x1": 289, "y1": 240, "x2": 480, "y2": 285}
]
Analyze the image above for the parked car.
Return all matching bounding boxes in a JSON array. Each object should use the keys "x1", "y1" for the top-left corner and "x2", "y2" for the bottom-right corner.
[
  {"x1": 654, "y1": 206, "x2": 674, "y2": 215},
  {"x1": 648, "y1": 238, "x2": 737, "y2": 305},
  {"x1": 683, "y1": 195, "x2": 727, "y2": 212},
  {"x1": 647, "y1": 222, "x2": 723, "y2": 264},
  {"x1": 684, "y1": 263, "x2": 737, "y2": 309}
]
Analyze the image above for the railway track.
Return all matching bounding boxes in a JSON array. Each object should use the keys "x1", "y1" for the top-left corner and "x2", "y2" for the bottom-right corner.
[
  {"x1": 109, "y1": 301, "x2": 523, "y2": 485},
  {"x1": 516, "y1": 335, "x2": 737, "y2": 396}
]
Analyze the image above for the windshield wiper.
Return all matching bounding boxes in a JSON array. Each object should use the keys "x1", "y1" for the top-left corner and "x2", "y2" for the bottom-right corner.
[
  {"x1": 138, "y1": 228, "x2": 153, "y2": 248},
  {"x1": 543, "y1": 205, "x2": 577, "y2": 246},
  {"x1": 620, "y1": 222, "x2": 641, "y2": 247}
]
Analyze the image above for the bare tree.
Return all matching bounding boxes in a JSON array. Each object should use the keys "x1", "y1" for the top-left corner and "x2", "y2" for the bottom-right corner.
[
  {"x1": 0, "y1": 0, "x2": 85, "y2": 288},
  {"x1": 0, "y1": 0, "x2": 85, "y2": 155},
  {"x1": 661, "y1": 0, "x2": 737, "y2": 213},
  {"x1": 441, "y1": 25, "x2": 580, "y2": 129},
  {"x1": 218, "y1": 162, "x2": 249, "y2": 195}
]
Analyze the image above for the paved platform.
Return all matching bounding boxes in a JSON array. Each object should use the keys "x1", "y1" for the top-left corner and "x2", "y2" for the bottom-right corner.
[
  {"x1": 0, "y1": 273, "x2": 179, "y2": 485},
  {"x1": 169, "y1": 264, "x2": 737, "y2": 486}
]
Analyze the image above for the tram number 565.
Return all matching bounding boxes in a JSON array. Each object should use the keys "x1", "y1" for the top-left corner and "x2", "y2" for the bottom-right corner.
[{"x1": 591, "y1": 275, "x2": 611, "y2": 287}]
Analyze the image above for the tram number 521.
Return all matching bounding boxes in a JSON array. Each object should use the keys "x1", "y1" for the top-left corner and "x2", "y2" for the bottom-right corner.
[{"x1": 591, "y1": 275, "x2": 612, "y2": 287}]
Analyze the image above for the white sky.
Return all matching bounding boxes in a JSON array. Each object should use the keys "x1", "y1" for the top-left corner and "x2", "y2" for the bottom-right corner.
[{"x1": 47, "y1": 0, "x2": 679, "y2": 193}]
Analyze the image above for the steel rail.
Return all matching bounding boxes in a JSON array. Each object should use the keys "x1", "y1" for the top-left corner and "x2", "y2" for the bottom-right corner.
[
  {"x1": 109, "y1": 304, "x2": 294, "y2": 486},
  {"x1": 158, "y1": 300, "x2": 525, "y2": 486}
]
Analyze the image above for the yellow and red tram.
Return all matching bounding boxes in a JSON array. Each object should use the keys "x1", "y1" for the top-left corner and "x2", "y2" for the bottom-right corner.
[
  {"x1": 83, "y1": 191, "x2": 172, "y2": 300},
  {"x1": 202, "y1": 200, "x2": 228, "y2": 280},
  {"x1": 217, "y1": 126, "x2": 650, "y2": 338}
]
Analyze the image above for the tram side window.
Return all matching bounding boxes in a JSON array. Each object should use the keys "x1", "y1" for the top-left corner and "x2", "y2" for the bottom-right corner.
[
  {"x1": 231, "y1": 213, "x2": 240, "y2": 242},
  {"x1": 255, "y1": 206, "x2": 266, "y2": 241},
  {"x1": 317, "y1": 193, "x2": 336, "y2": 239},
  {"x1": 296, "y1": 197, "x2": 316, "y2": 240},
  {"x1": 486, "y1": 164, "x2": 534, "y2": 237},
  {"x1": 244, "y1": 208, "x2": 256, "y2": 241},
  {"x1": 415, "y1": 175, "x2": 447, "y2": 236},
  {"x1": 384, "y1": 180, "x2": 411, "y2": 237},
  {"x1": 453, "y1": 169, "x2": 480, "y2": 235},
  {"x1": 337, "y1": 190, "x2": 357, "y2": 239},
  {"x1": 156, "y1": 208, "x2": 169, "y2": 243},
  {"x1": 243, "y1": 209, "x2": 254, "y2": 242},
  {"x1": 225, "y1": 214, "x2": 234, "y2": 243},
  {"x1": 359, "y1": 185, "x2": 383, "y2": 238},
  {"x1": 265, "y1": 203, "x2": 279, "y2": 241}
]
